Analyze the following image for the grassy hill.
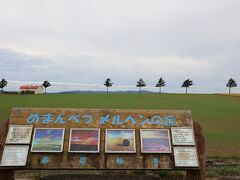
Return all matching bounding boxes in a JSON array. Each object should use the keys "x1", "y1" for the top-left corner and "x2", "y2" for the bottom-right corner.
[{"x1": 0, "y1": 93, "x2": 239, "y2": 157}]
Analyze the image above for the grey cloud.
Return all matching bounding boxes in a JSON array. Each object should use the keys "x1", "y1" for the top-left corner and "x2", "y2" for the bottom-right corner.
[
  {"x1": 0, "y1": 0, "x2": 239, "y2": 93},
  {"x1": 0, "y1": 48, "x2": 237, "y2": 93}
]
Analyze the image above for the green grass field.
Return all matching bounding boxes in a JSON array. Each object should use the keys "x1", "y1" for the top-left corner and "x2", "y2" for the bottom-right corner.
[{"x1": 0, "y1": 93, "x2": 239, "y2": 157}]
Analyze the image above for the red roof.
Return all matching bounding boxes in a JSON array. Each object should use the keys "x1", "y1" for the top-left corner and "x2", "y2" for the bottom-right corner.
[{"x1": 20, "y1": 85, "x2": 42, "y2": 90}]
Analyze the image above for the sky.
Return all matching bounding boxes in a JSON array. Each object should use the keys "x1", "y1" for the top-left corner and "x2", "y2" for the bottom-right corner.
[
  {"x1": 141, "y1": 130, "x2": 168, "y2": 139},
  {"x1": 107, "y1": 130, "x2": 134, "y2": 139},
  {"x1": 71, "y1": 129, "x2": 98, "y2": 145},
  {"x1": 0, "y1": 0, "x2": 239, "y2": 93},
  {"x1": 34, "y1": 129, "x2": 64, "y2": 145}
]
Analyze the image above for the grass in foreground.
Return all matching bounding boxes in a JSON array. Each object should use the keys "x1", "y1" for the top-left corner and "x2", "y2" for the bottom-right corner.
[
  {"x1": 0, "y1": 93, "x2": 240, "y2": 157},
  {"x1": 206, "y1": 166, "x2": 240, "y2": 177}
]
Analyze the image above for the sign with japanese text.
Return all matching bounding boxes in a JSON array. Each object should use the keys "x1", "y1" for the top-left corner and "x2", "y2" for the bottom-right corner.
[
  {"x1": 1, "y1": 145, "x2": 29, "y2": 166},
  {"x1": 0, "y1": 108, "x2": 199, "y2": 170},
  {"x1": 171, "y1": 127, "x2": 195, "y2": 145},
  {"x1": 6, "y1": 125, "x2": 33, "y2": 144},
  {"x1": 173, "y1": 147, "x2": 199, "y2": 167}
]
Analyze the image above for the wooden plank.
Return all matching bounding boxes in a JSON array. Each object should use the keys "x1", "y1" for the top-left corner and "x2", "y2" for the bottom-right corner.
[{"x1": 0, "y1": 119, "x2": 14, "y2": 179}]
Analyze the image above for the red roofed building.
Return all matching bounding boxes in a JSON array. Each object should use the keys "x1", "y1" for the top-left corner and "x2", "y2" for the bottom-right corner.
[{"x1": 19, "y1": 85, "x2": 44, "y2": 94}]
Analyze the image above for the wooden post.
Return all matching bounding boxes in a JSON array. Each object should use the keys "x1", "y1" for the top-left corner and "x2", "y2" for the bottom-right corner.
[
  {"x1": 0, "y1": 170, "x2": 14, "y2": 180},
  {"x1": 0, "y1": 119, "x2": 15, "y2": 180},
  {"x1": 186, "y1": 121, "x2": 206, "y2": 180}
]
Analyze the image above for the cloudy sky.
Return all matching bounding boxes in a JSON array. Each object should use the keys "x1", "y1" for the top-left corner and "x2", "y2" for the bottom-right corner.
[{"x1": 0, "y1": 0, "x2": 239, "y2": 93}]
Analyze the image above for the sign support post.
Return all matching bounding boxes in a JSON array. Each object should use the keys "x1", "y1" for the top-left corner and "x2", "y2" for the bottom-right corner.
[{"x1": 186, "y1": 122, "x2": 205, "y2": 180}]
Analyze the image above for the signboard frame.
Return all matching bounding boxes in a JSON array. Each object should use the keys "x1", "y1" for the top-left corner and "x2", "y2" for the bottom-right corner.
[
  {"x1": 1, "y1": 145, "x2": 29, "y2": 166},
  {"x1": 140, "y1": 129, "x2": 172, "y2": 153},
  {"x1": 105, "y1": 129, "x2": 136, "y2": 153},
  {"x1": 31, "y1": 128, "x2": 65, "y2": 153},
  {"x1": 171, "y1": 127, "x2": 195, "y2": 146},
  {"x1": 68, "y1": 128, "x2": 100, "y2": 153},
  {"x1": 6, "y1": 125, "x2": 33, "y2": 144},
  {"x1": 173, "y1": 146, "x2": 199, "y2": 167}
]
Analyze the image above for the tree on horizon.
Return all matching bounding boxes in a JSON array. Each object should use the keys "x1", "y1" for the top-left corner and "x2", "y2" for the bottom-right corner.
[
  {"x1": 42, "y1": 80, "x2": 51, "y2": 94},
  {"x1": 155, "y1": 77, "x2": 166, "y2": 94},
  {"x1": 104, "y1": 78, "x2": 113, "y2": 94},
  {"x1": 181, "y1": 79, "x2": 193, "y2": 94},
  {"x1": 0, "y1": 78, "x2": 8, "y2": 93},
  {"x1": 136, "y1": 78, "x2": 146, "y2": 94},
  {"x1": 226, "y1": 78, "x2": 237, "y2": 94}
]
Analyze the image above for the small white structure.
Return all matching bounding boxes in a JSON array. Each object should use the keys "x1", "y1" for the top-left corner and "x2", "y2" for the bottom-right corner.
[{"x1": 19, "y1": 85, "x2": 44, "y2": 94}]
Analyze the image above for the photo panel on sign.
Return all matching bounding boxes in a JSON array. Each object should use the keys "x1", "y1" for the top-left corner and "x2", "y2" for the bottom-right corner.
[
  {"x1": 171, "y1": 127, "x2": 195, "y2": 145},
  {"x1": 140, "y1": 129, "x2": 172, "y2": 153},
  {"x1": 31, "y1": 128, "x2": 65, "y2": 152},
  {"x1": 6, "y1": 125, "x2": 33, "y2": 144},
  {"x1": 1, "y1": 145, "x2": 29, "y2": 166},
  {"x1": 105, "y1": 129, "x2": 136, "y2": 153},
  {"x1": 68, "y1": 128, "x2": 100, "y2": 153}
]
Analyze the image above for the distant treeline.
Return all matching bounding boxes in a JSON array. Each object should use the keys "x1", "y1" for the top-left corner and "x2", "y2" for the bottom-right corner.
[{"x1": 0, "y1": 77, "x2": 238, "y2": 95}]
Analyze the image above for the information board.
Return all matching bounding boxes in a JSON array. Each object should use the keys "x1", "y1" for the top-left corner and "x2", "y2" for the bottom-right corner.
[
  {"x1": 173, "y1": 147, "x2": 199, "y2": 167},
  {"x1": 6, "y1": 125, "x2": 33, "y2": 144},
  {"x1": 1, "y1": 145, "x2": 29, "y2": 166},
  {"x1": 171, "y1": 127, "x2": 195, "y2": 145},
  {"x1": 0, "y1": 108, "x2": 200, "y2": 170}
]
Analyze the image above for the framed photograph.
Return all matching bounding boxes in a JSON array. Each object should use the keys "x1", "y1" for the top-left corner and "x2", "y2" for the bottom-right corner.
[
  {"x1": 173, "y1": 147, "x2": 199, "y2": 167},
  {"x1": 31, "y1": 128, "x2": 65, "y2": 152},
  {"x1": 171, "y1": 127, "x2": 195, "y2": 145},
  {"x1": 1, "y1": 145, "x2": 29, "y2": 166},
  {"x1": 105, "y1": 129, "x2": 136, "y2": 153},
  {"x1": 6, "y1": 125, "x2": 33, "y2": 144},
  {"x1": 68, "y1": 128, "x2": 100, "y2": 153},
  {"x1": 140, "y1": 129, "x2": 172, "y2": 153}
]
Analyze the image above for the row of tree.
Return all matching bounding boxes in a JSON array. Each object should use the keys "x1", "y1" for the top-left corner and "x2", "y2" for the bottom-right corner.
[
  {"x1": 104, "y1": 78, "x2": 195, "y2": 94},
  {"x1": 104, "y1": 78, "x2": 238, "y2": 94},
  {"x1": 0, "y1": 78, "x2": 238, "y2": 94}
]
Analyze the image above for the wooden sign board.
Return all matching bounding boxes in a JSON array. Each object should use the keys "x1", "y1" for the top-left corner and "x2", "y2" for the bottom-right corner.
[{"x1": 0, "y1": 108, "x2": 201, "y2": 170}]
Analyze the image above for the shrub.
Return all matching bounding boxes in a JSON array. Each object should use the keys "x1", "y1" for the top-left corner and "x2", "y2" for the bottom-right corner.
[
  {"x1": 1, "y1": 91, "x2": 19, "y2": 94},
  {"x1": 20, "y1": 91, "x2": 35, "y2": 95}
]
